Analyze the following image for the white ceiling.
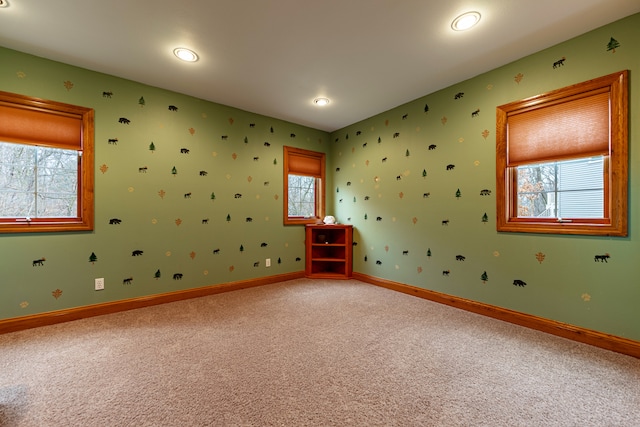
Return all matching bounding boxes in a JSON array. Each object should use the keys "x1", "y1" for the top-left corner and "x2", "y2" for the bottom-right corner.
[{"x1": 0, "y1": 0, "x2": 638, "y2": 132}]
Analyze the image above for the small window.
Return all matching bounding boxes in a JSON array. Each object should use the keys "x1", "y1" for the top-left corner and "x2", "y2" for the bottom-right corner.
[
  {"x1": 0, "y1": 91, "x2": 94, "y2": 233},
  {"x1": 496, "y1": 70, "x2": 628, "y2": 236},
  {"x1": 283, "y1": 146, "x2": 325, "y2": 225}
]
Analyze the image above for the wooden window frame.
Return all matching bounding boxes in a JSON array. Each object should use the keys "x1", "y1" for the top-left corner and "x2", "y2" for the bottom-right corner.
[
  {"x1": 283, "y1": 146, "x2": 325, "y2": 225},
  {"x1": 496, "y1": 70, "x2": 628, "y2": 236},
  {"x1": 0, "y1": 91, "x2": 94, "y2": 233}
]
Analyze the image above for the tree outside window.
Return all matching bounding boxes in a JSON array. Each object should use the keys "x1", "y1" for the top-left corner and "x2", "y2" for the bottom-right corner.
[
  {"x1": 287, "y1": 174, "x2": 316, "y2": 218},
  {"x1": 0, "y1": 143, "x2": 78, "y2": 218}
]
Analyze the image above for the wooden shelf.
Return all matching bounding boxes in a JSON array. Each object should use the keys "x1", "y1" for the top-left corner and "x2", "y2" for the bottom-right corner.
[{"x1": 305, "y1": 224, "x2": 353, "y2": 279}]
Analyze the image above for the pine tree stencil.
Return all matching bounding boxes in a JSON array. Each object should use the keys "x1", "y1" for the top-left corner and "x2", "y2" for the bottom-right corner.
[{"x1": 606, "y1": 37, "x2": 620, "y2": 53}]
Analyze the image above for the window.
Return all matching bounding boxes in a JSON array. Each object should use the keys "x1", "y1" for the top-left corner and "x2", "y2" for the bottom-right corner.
[
  {"x1": 496, "y1": 70, "x2": 628, "y2": 236},
  {"x1": 0, "y1": 91, "x2": 94, "y2": 233},
  {"x1": 283, "y1": 146, "x2": 325, "y2": 225}
]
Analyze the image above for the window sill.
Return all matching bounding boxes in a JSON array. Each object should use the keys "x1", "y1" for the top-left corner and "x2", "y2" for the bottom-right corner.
[
  {"x1": 284, "y1": 217, "x2": 322, "y2": 226},
  {"x1": 497, "y1": 219, "x2": 626, "y2": 237},
  {"x1": 0, "y1": 219, "x2": 93, "y2": 233}
]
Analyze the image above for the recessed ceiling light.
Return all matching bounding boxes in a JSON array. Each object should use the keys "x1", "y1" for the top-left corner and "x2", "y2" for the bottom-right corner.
[
  {"x1": 173, "y1": 48, "x2": 199, "y2": 62},
  {"x1": 451, "y1": 11, "x2": 481, "y2": 31},
  {"x1": 314, "y1": 97, "x2": 330, "y2": 106},
  {"x1": 0, "y1": 0, "x2": 9, "y2": 8}
]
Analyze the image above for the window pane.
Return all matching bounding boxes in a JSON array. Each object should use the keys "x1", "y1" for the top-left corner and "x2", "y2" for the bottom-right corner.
[
  {"x1": 0, "y1": 142, "x2": 78, "y2": 218},
  {"x1": 0, "y1": 142, "x2": 36, "y2": 217},
  {"x1": 36, "y1": 147, "x2": 78, "y2": 217},
  {"x1": 0, "y1": 192, "x2": 35, "y2": 218},
  {"x1": 516, "y1": 157, "x2": 604, "y2": 219},
  {"x1": 288, "y1": 174, "x2": 315, "y2": 217}
]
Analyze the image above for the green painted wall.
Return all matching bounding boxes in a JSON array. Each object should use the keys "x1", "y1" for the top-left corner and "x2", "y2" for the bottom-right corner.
[
  {"x1": 0, "y1": 47, "x2": 330, "y2": 320},
  {"x1": 1, "y1": 13, "x2": 639, "y2": 342},
  {"x1": 329, "y1": 13, "x2": 640, "y2": 340}
]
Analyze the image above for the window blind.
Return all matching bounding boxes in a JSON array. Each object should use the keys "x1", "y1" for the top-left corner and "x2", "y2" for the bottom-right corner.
[
  {"x1": 286, "y1": 148, "x2": 323, "y2": 177},
  {"x1": 507, "y1": 89, "x2": 610, "y2": 166},
  {"x1": 0, "y1": 102, "x2": 83, "y2": 150}
]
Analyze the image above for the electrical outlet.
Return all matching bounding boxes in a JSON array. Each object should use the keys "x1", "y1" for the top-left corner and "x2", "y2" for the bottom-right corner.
[
  {"x1": 265, "y1": 258, "x2": 271, "y2": 267},
  {"x1": 95, "y1": 278, "x2": 105, "y2": 291}
]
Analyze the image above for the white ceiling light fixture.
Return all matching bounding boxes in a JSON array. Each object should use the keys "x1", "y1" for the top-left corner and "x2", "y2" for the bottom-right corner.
[
  {"x1": 0, "y1": 0, "x2": 9, "y2": 8},
  {"x1": 314, "y1": 97, "x2": 330, "y2": 106},
  {"x1": 173, "y1": 47, "x2": 199, "y2": 62},
  {"x1": 451, "y1": 11, "x2": 481, "y2": 31}
]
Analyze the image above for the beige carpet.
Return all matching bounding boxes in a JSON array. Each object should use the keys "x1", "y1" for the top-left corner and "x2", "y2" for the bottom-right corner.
[{"x1": 1, "y1": 278, "x2": 639, "y2": 426}]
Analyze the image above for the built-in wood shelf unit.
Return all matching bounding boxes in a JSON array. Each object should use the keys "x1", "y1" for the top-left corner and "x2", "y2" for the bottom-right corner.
[{"x1": 305, "y1": 224, "x2": 353, "y2": 279}]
